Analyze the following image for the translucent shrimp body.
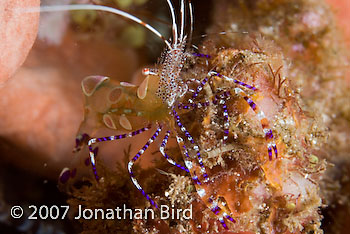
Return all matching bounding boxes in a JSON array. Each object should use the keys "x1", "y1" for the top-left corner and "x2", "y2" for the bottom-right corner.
[{"x1": 156, "y1": 37, "x2": 188, "y2": 107}]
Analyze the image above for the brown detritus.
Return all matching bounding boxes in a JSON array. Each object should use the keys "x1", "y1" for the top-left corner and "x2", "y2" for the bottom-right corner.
[
  {"x1": 166, "y1": 33, "x2": 325, "y2": 232},
  {"x1": 113, "y1": 33, "x2": 329, "y2": 233},
  {"x1": 55, "y1": 0, "x2": 347, "y2": 233},
  {"x1": 204, "y1": 0, "x2": 348, "y2": 232},
  {"x1": 65, "y1": 154, "x2": 139, "y2": 233},
  {"x1": 64, "y1": 146, "x2": 179, "y2": 234}
]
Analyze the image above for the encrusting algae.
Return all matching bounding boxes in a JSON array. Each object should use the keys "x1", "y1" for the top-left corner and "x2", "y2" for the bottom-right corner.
[{"x1": 58, "y1": 0, "x2": 349, "y2": 233}]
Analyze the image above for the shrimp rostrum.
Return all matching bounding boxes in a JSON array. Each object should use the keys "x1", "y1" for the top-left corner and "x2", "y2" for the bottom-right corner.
[{"x1": 53, "y1": 0, "x2": 278, "y2": 230}]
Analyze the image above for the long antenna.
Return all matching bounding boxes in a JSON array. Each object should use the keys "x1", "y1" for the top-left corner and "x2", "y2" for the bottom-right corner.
[
  {"x1": 166, "y1": 0, "x2": 178, "y2": 45},
  {"x1": 24, "y1": 4, "x2": 172, "y2": 49},
  {"x1": 188, "y1": 0, "x2": 194, "y2": 45},
  {"x1": 179, "y1": 0, "x2": 185, "y2": 41}
]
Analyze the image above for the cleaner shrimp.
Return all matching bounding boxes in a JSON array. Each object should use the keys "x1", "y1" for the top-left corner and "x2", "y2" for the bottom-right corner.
[{"x1": 33, "y1": 0, "x2": 279, "y2": 230}]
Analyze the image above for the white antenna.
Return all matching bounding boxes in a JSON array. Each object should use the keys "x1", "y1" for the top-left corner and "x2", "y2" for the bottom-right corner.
[
  {"x1": 24, "y1": 4, "x2": 172, "y2": 49},
  {"x1": 166, "y1": 0, "x2": 178, "y2": 45},
  {"x1": 188, "y1": 0, "x2": 194, "y2": 44},
  {"x1": 179, "y1": 0, "x2": 185, "y2": 41}
]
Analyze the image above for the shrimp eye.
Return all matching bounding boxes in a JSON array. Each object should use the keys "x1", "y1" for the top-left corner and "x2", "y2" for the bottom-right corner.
[{"x1": 142, "y1": 68, "x2": 150, "y2": 76}]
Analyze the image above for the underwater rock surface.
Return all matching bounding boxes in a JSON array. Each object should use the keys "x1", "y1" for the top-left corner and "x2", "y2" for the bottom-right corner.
[{"x1": 0, "y1": 0, "x2": 348, "y2": 233}]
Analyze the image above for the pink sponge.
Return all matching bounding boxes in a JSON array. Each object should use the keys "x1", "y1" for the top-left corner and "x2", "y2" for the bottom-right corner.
[{"x1": 0, "y1": 0, "x2": 39, "y2": 85}]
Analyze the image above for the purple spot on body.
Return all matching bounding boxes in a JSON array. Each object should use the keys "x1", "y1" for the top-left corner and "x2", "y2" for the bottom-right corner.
[{"x1": 59, "y1": 170, "x2": 71, "y2": 184}]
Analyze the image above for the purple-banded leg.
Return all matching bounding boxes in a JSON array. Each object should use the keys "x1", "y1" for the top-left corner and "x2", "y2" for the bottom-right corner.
[
  {"x1": 229, "y1": 88, "x2": 278, "y2": 160},
  {"x1": 191, "y1": 69, "x2": 258, "y2": 106},
  {"x1": 86, "y1": 125, "x2": 152, "y2": 181},
  {"x1": 177, "y1": 101, "x2": 210, "y2": 110},
  {"x1": 221, "y1": 94, "x2": 230, "y2": 144},
  {"x1": 208, "y1": 71, "x2": 258, "y2": 91},
  {"x1": 207, "y1": 197, "x2": 236, "y2": 230},
  {"x1": 87, "y1": 141, "x2": 99, "y2": 181},
  {"x1": 218, "y1": 217, "x2": 228, "y2": 230},
  {"x1": 176, "y1": 134, "x2": 236, "y2": 229},
  {"x1": 176, "y1": 136, "x2": 202, "y2": 185},
  {"x1": 178, "y1": 76, "x2": 211, "y2": 111},
  {"x1": 213, "y1": 92, "x2": 230, "y2": 144},
  {"x1": 185, "y1": 79, "x2": 200, "y2": 95},
  {"x1": 192, "y1": 76, "x2": 209, "y2": 100},
  {"x1": 173, "y1": 110, "x2": 209, "y2": 183},
  {"x1": 159, "y1": 131, "x2": 189, "y2": 172},
  {"x1": 128, "y1": 126, "x2": 162, "y2": 209},
  {"x1": 267, "y1": 142, "x2": 278, "y2": 161},
  {"x1": 186, "y1": 78, "x2": 201, "y2": 85},
  {"x1": 192, "y1": 52, "x2": 211, "y2": 59}
]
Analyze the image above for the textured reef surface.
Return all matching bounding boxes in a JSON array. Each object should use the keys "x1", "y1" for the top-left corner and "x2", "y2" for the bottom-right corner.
[
  {"x1": 0, "y1": 0, "x2": 348, "y2": 233},
  {"x1": 61, "y1": 0, "x2": 349, "y2": 233}
]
